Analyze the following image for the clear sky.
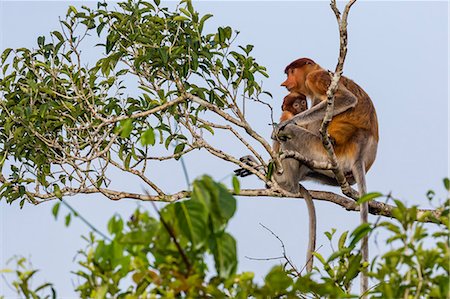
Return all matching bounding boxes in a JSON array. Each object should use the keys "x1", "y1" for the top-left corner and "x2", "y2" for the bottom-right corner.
[{"x1": 1, "y1": 1, "x2": 448, "y2": 298}]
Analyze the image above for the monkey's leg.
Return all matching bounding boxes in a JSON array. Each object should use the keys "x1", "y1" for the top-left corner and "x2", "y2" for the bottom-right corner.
[
  {"x1": 278, "y1": 124, "x2": 331, "y2": 164},
  {"x1": 276, "y1": 124, "x2": 325, "y2": 273}
]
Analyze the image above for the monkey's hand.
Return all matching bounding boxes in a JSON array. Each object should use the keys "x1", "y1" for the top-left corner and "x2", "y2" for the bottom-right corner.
[
  {"x1": 277, "y1": 118, "x2": 294, "y2": 132},
  {"x1": 233, "y1": 155, "x2": 260, "y2": 177},
  {"x1": 272, "y1": 121, "x2": 293, "y2": 142}
]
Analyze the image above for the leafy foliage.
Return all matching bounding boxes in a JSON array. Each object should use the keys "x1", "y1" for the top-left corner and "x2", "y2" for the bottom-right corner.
[
  {"x1": 72, "y1": 176, "x2": 241, "y2": 298},
  {"x1": 0, "y1": 257, "x2": 56, "y2": 299},
  {"x1": 0, "y1": 0, "x2": 271, "y2": 206},
  {"x1": 1, "y1": 0, "x2": 448, "y2": 298},
  {"x1": 3, "y1": 179, "x2": 449, "y2": 298}
]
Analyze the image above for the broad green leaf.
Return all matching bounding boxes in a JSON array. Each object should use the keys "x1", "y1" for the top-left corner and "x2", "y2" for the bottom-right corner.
[
  {"x1": 119, "y1": 230, "x2": 155, "y2": 245},
  {"x1": 175, "y1": 200, "x2": 208, "y2": 248},
  {"x1": 209, "y1": 232, "x2": 237, "y2": 279},
  {"x1": 192, "y1": 176, "x2": 236, "y2": 232},
  {"x1": 344, "y1": 254, "x2": 362, "y2": 285},
  {"x1": 232, "y1": 176, "x2": 240, "y2": 194},
  {"x1": 140, "y1": 128, "x2": 155, "y2": 146},
  {"x1": 52, "y1": 202, "x2": 60, "y2": 219},
  {"x1": 107, "y1": 215, "x2": 123, "y2": 235},
  {"x1": 349, "y1": 223, "x2": 371, "y2": 248},
  {"x1": 174, "y1": 143, "x2": 185, "y2": 155},
  {"x1": 119, "y1": 119, "x2": 133, "y2": 138},
  {"x1": 264, "y1": 265, "x2": 293, "y2": 294},
  {"x1": 357, "y1": 192, "x2": 382, "y2": 204},
  {"x1": 52, "y1": 31, "x2": 64, "y2": 42}
]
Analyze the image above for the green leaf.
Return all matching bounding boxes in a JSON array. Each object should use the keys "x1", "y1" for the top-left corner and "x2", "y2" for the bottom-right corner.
[
  {"x1": 52, "y1": 31, "x2": 64, "y2": 42},
  {"x1": 124, "y1": 153, "x2": 132, "y2": 170},
  {"x1": 1, "y1": 48, "x2": 12, "y2": 63},
  {"x1": 120, "y1": 119, "x2": 133, "y2": 138},
  {"x1": 65, "y1": 213, "x2": 72, "y2": 227},
  {"x1": 313, "y1": 252, "x2": 326, "y2": 265},
  {"x1": 324, "y1": 228, "x2": 336, "y2": 241},
  {"x1": 327, "y1": 248, "x2": 351, "y2": 262},
  {"x1": 338, "y1": 230, "x2": 348, "y2": 249},
  {"x1": 266, "y1": 161, "x2": 274, "y2": 179},
  {"x1": 107, "y1": 215, "x2": 123, "y2": 235},
  {"x1": 349, "y1": 223, "x2": 371, "y2": 248},
  {"x1": 232, "y1": 176, "x2": 240, "y2": 194},
  {"x1": 68, "y1": 5, "x2": 78, "y2": 15},
  {"x1": 443, "y1": 178, "x2": 450, "y2": 191},
  {"x1": 159, "y1": 48, "x2": 168, "y2": 64},
  {"x1": 173, "y1": 16, "x2": 189, "y2": 22},
  {"x1": 94, "y1": 285, "x2": 107, "y2": 299},
  {"x1": 192, "y1": 176, "x2": 236, "y2": 231},
  {"x1": 53, "y1": 184, "x2": 62, "y2": 199},
  {"x1": 264, "y1": 265, "x2": 293, "y2": 294},
  {"x1": 175, "y1": 200, "x2": 208, "y2": 248},
  {"x1": 140, "y1": 128, "x2": 155, "y2": 146},
  {"x1": 344, "y1": 254, "x2": 362, "y2": 285},
  {"x1": 357, "y1": 192, "x2": 383, "y2": 204},
  {"x1": 52, "y1": 202, "x2": 61, "y2": 220},
  {"x1": 37, "y1": 36, "x2": 45, "y2": 47},
  {"x1": 174, "y1": 143, "x2": 185, "y2": 155},
  {"x1": 209, "y1": 232, "x2": 237, "y2": 279},
  {"x1": 120, "y1": 230, "x2": 155, "y2": 245}
]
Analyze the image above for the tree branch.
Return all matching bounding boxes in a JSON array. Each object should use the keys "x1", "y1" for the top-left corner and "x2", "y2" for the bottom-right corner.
[
  {"x1": 28, "y1": 186, "x2": 443, "y2": 224},
  {"x1": 320, "y1": 0, "x2": 359, "y2": 200}
]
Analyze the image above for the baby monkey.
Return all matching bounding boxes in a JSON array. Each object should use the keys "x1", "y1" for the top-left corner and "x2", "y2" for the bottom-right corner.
[{"x1": 273, "y1": 93, "x2": 308, "y2": 153}]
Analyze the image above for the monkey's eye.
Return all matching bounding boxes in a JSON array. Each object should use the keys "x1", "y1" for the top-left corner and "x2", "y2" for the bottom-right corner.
[
  {"x1": 301, "y1": 100, "x2": 307, "y2": 106},
  {"x1": 293, "y1": 103, "x2": 300, "y2": 108}
]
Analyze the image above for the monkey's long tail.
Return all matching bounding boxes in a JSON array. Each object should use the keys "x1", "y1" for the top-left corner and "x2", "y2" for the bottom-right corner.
[{"x1": 299, "y1": 184, "x2": 317, "y2": 273}]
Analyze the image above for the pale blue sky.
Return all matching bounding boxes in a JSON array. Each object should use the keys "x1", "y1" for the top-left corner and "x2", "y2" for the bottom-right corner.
[{"x1": 1, "y1": 1, "x2": 448, "y2": 298}]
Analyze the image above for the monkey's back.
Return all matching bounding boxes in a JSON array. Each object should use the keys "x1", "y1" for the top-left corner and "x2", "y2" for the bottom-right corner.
[{"x1": 306, "y1": 70, "x2": 379, "y2": 169}]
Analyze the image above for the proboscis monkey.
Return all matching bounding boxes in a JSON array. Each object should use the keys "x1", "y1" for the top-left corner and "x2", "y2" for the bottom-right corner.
[{"x1": 276, "y1": 57, "x2": 378, "y2": 292}]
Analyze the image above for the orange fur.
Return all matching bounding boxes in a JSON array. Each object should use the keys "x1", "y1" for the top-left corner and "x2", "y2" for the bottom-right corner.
[{"x1": 282, "y1": 58, "x2": 378, "y2": 172}]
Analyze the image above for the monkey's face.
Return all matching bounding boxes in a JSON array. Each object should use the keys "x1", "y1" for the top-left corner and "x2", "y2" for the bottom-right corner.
[
  {"x1": 282, "y1": 94, "x2": 308, "y2": 115},
  {"x1": 282, "y1": 58, "x2": 317, "y2": 94},
  {"x1": 281, "y1": 68, "x2": 300, "y2": 91},
  {"x1": 284, "y1": 99, "x2": 307, "y2": 115},
  {"x1": 281, "y1": 67, "x2": 309, "y2": 94},
  {"x1": 292, "y1": 99, "x2": 308, "y2": 114}
]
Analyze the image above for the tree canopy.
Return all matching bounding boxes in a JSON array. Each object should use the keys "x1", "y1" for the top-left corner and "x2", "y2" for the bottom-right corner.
[{"x1": 0, "y1": 0, "x2": 448, "y2": 298}]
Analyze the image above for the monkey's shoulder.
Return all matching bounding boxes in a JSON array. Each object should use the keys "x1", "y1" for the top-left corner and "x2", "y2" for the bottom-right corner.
[{"x1": 305, "y1": 70, "x2": 332, "y2": 95}]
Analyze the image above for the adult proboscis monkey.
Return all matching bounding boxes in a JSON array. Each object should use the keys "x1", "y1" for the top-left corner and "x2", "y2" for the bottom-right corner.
[{"x1": 276, "y1": 57, "x2": 378, "y2": 292}]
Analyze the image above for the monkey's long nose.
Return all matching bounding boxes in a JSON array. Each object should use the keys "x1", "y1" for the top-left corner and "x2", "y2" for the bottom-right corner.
[{"x1": 281, "y1": 80, "x2": 288, "y2": 87}]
